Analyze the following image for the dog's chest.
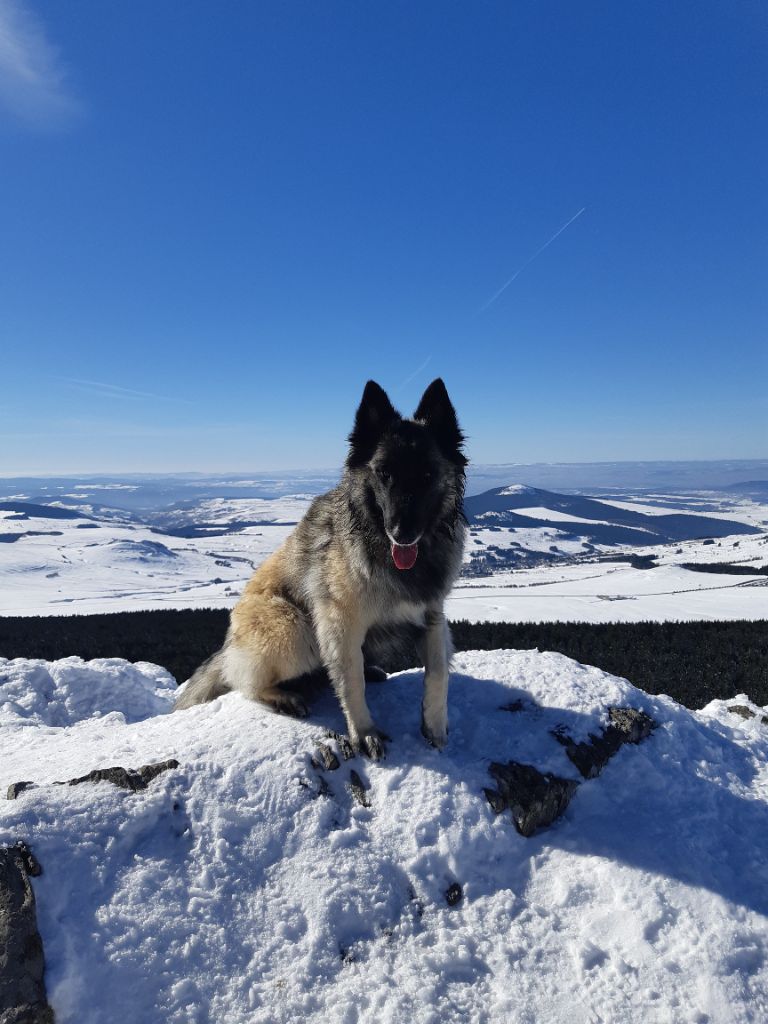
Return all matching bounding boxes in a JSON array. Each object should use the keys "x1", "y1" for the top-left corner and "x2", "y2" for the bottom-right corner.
[{"x1": 360, "y1": 583, "x2": 428, "y2": 630}]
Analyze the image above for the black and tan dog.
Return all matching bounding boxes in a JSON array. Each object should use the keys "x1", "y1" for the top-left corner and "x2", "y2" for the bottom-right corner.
[{"x1": 175, "y1": 379, "x2": 467, "y2": 758}]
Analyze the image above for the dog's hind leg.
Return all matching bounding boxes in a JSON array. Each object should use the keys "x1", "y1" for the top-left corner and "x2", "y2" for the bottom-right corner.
[
  {"x1": 222, "y1": 642, "x2": 313, "y2": 718},
  {"x1": 254, "y1": 683, "x2": 309, "y2": 718},
  {"x1": 227, "y1": 590, "x2": 323, "y2": 717},
  {"x1": 418, "y1": 607, "x2": 451, "y2": 749}
]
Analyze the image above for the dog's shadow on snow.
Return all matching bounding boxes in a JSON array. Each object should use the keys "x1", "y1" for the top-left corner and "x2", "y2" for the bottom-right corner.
[{"x1": 296, "y1": 670, "x2": 768, "y2": 918}]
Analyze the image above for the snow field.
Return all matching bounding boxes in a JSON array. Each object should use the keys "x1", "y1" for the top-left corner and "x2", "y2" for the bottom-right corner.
[{"x1": 2, "y1": 499, "x2": 767, "y2": 621}]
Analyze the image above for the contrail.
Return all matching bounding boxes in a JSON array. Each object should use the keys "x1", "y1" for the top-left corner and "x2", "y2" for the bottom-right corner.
[
  {"x1": 393, "y1": 354, "x2": 432, "y2": 393},
  {"x1": 55, "y1": 376, "x2": 192, "y2": 404},
  {"x1": 480, "y1": 206, "x2": 587, "y2": 313}
]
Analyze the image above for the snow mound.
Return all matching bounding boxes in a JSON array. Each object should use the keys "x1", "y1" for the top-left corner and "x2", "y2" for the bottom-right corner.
[
  {"x1": 0, "y1": 657, "x2": 176, "y2": 728},
  {"x1": 1, "y1": 650, "x2": 767, "y2": 1023},
  {"x1": 103, "y1": 539, "x2": 179, "y2": 562}
]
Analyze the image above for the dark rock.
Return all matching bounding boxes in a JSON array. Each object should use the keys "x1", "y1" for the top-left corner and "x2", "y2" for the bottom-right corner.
[
  {"x1": 66, "y1": 766, "x2": 144, "y2": 791},
  {"x1": 311, "y1": 744, "x2": 340, "y2": 772},
  {"x1": 727, "y1": 704, "x2": 768, "y2": 726},
  {"x1": 487, "y1": 761, "x2": 578, "y2": 837},
  {"x1": 553, "y1": 707, "x2": 657, "y2": 780},
  {"x1": 0, "y1": 843, "x2": 54, "y2": 1024},
  {"x1": 728, "y1": 704, "x2": 755, "y2": 720},
  {"x1": 552, "y1": 729, "x2": 614, "y2": 780},
  {"x1": 7, "y1": 759, "x2": 180, "y2": 800},
  {"x1": 347, "y1": 770, "x2": 370, "y2": 808},
  {"x1": 445, "y1": 882, "x2": 463, "y2": 907},
  {"x1": 65, "y1": 759, "x2": 180, "y2": 792},
  {"x1": 5, "y1": 783, "x2": 35, "y2": 802},
  {"x1": 135, "y1": 760, "x2": 181, "y2": 786},
  {"x1": 608, "y1": 707, "x2": 656, "y2": 743},
  {"x1": 482, "y1": 787, "x2": 507, "y2": 814}
]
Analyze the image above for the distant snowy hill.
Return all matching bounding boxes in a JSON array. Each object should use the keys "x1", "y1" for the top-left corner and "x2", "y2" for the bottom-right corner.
[
  {"x1": 464, "y1": 484, "x2": 760, "y2": 545},
  {"x1": 1, "y1": 650, "x2": 767, "y2": 1023},
  {"x1": 0, "y1": 477, "x2": 767, "y2": 621},
  {"x1": 151, "y1": 495, "x2": 311, "y2": 538}
]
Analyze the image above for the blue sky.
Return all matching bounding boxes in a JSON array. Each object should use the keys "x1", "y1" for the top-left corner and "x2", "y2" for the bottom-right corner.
[{"x1": 1, "y1": 0, "x2": 765, "y2": 473}]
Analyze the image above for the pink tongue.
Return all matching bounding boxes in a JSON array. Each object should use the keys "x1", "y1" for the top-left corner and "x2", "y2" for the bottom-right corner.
[{"x1": 391, "y1": 542, "x2": 418, "y2": 570}]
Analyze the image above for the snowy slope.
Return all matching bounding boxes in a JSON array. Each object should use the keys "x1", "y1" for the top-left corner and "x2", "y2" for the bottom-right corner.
[
  {"x1": 1, "y1": 651, "x2": 767, "y2": 1023},
  {"x1": 0, "y1": 503, "x2": 297, "y2": 616},
  {"x1": 1, "y1": 487, "x2": 767, "y2": 621},
  {"x1": 463, "y1": 485, "x2": 762, "y2": 542},
  {"x1": 447, "y1": 559, "x2": 768, "y2": 623}
]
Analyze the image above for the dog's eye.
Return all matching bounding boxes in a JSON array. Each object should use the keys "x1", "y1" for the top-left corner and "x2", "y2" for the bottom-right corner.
[{"x1": 376, "y1": 467, "x2": 392, "y2": 483}]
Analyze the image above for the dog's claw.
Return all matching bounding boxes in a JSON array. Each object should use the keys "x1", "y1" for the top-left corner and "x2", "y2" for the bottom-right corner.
[{"x1": 421, "y1": 717, "x2": 448, "y2": 750}]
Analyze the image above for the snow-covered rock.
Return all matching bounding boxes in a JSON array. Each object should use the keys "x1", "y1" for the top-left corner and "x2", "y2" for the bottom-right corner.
[{"x1": 1, "y1": 650, "x2": 767, "y2": 1023}]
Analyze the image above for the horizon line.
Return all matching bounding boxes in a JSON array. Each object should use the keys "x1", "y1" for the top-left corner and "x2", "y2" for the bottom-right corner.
[{"x1": 0, "y1": 456, "x2": 766, "y2": 480}]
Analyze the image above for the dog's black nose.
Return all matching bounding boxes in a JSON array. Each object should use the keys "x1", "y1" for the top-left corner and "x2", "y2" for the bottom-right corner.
[{"x1": 391, "y1": 523, "x2": 420, "y2": 546}]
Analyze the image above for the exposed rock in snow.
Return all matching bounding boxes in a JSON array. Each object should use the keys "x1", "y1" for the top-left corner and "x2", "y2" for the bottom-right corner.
[
  {"x1": 484, "y1": 760, "x2": 578, "y2": 836},
  {"x1": 553, "y1": 706, "x2": 657, "y2": 779},
  {"x1": 0, "y1": 841, "x2": 53, "y2": 1024},
  {"x1": 7, "y1": 759, "x2": 180, "y2": 801},
  {"x1": 728, "y1": 703, "x2": 768, "y2": 725}
]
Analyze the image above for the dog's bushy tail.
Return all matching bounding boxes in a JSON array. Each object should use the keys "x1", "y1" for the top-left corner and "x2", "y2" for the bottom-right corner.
[{"x1": 174, "y1": 649, "x2": 231, "y2": 710}]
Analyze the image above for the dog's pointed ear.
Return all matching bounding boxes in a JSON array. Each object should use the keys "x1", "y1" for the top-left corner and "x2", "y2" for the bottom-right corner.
[
  {"x1": 347, "y1": 380, "x2": 399, "y2": 467},
  {"x1": 414, "y1": 378, "x2": 467, "y2": 466}
]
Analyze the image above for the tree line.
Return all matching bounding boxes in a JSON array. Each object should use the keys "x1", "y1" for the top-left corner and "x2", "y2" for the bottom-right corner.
[{"x1": 0, "y1": 610, "x2": 766, "y2": 709}]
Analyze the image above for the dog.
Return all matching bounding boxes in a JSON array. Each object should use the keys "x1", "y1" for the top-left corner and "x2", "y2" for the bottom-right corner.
[{"x1": 174, "y1": 378, "x2": 467, "y2": 758}]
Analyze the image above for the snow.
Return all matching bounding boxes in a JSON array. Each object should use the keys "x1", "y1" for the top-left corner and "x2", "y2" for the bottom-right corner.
[
  {"x1": 0, "y1": 657, "x2": 176, "y2": 730},
  {"x1": 596, "y1": 495, "x2": 768, "y2": 528},
  {"x1": 449, "y1": 562, "x2": 768, "y2": 623},
  {"x1": 498, "y1": 484, "x2": 537, "y2": 496},
  {"x1": 465, "y1": 525, "x2": 591, "y2": 559},
  {"x1": 1, "y1": 650, "x2": 767, "y2": 1023},
  {"x1": 1, "y1": 486, "x2": 767, "y2": 621},
  {"x1": 508, "y1": 505, "x2": 618, "y2": 526}
]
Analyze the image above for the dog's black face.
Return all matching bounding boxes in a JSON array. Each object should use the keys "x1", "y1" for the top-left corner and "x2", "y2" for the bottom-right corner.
[
  {"x1": 347, "y1": 379, "x2": 466, "y2": 570},
  {"x1": 369, "y1": 420, "x2": 447, "y2": 545}
]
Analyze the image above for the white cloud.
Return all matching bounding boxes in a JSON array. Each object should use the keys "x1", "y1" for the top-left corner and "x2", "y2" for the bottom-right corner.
[{"x1": 0, "y1": 0, "x2": 81, "y2": 126}]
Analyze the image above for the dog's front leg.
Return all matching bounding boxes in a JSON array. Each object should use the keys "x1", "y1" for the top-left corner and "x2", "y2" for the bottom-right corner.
[
  {"x1": 316, "y1": 605, "x2": 387, "y2": 759},
  {"x1": 420, "y1": 607, "x2": 451, "y2": 749}
]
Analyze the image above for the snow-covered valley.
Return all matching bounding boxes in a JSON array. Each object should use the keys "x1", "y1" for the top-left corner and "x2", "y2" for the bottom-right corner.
[{"x1": 1, "y1": 474, "x2": 767, "y2": 622}]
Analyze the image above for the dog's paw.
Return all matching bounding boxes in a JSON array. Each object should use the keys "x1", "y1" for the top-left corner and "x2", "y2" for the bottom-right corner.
[
  {"x1": 270, "y1": 692, "x2": 309, "y2": 718},
  {"x1": 354, "y1": 728, "x2": 390, "y2": 761},
  {"x1": 421, "y1": 713, "x2": 448, "y2": 750}
]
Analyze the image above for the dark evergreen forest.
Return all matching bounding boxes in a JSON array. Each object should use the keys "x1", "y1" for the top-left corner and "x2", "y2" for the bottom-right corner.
[{"x1": 1, "y1": 611, "x2": 766, "y2": 709}]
